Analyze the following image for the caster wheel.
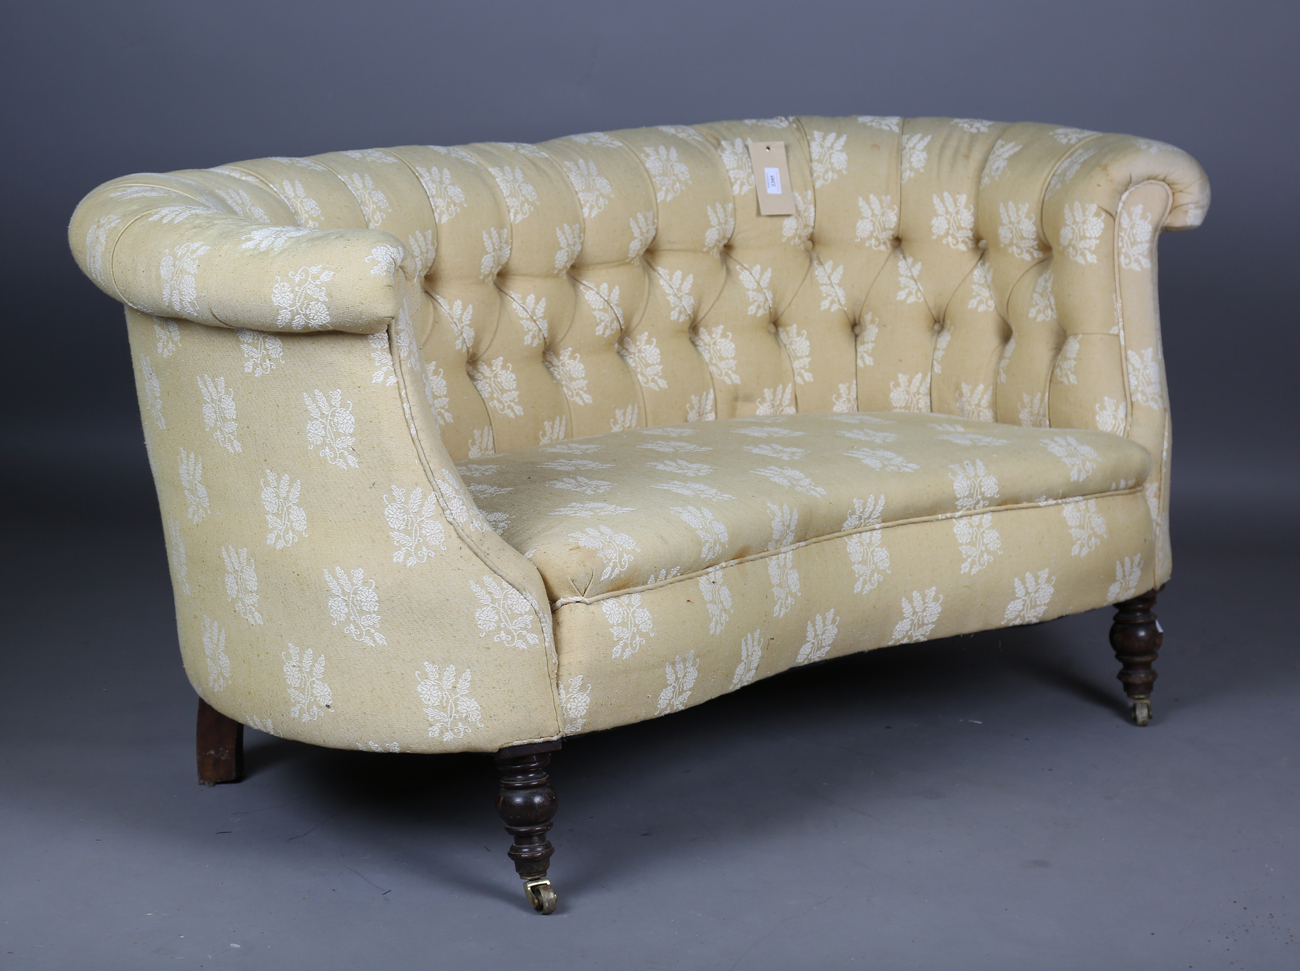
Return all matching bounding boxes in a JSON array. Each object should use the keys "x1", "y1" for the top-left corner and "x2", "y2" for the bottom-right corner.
[
  {"x1": 524, "y1": 878, "x2": 557, "y2": 915},
  {"x1": 1131, "y1": 698, "x2": 1152, "y2": 727}
]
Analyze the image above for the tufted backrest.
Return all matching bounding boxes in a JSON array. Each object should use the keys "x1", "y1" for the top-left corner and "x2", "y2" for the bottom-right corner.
[{"x1": 76, "y1": 116, "x2": 1208, "y2": 462}]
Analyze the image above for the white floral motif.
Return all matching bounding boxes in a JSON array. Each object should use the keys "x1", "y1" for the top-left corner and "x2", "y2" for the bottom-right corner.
[
  {"x1": 570, "y1": 526, "x2": 640, "y2": 581},
  {"x1": 732, "y1": 630, "x2": 764, "y2": 688},
  {"x1": 855, "y1": 195, "x2": 898, "y2": 250},
  {"x1": 415, "y1": 166, "x2": 466, "y2": 222},
  {"x1": 84, "y1": 214, "x2": 121, "y2": 286},
  {"x1": 699, "y1": 566, "x2": 733, "y2": 636},
  {"x1": 203, "y1": 616, "x2": 230, "y2": 692},
  {"x1": 656, "y1": 651, "x2": 699, "y2": 714},
  {"x1": 1046, "y1": 148, "x2": 1097, "y2": 197},
  {"x1": 968, "y1": 260, "x2": 995, "y2": 313},
  {"x1": 325, "y1": 566, "x2": 385, "y2": 646},
  {"x1": 704, "y1": 202, "x2": 735, "y2": 256},
  {"x1": 272, "y1": 265, "x2": 334, "y2": 330},
  {"x1": 198, "y1": 375, "x2": 241, "y2": 453},
  {"x1": 237, "y1": 330, "x2": 284, "y2": 376},
  {"x1": 468, "y1": 358, "x2": 524, "y2": 417},
  {"x1": 277, "y1": 180, "x2": 322, "y2": 227},
  {"x1": 747, "y1": 443, "x2": 807, "y2": 460},
  {"x1": 260, "y1": 470, "x2": 307, "y2": 548},
  {"x1": 999, "y1": 202, "x2": 1042, "y2": 260},
  {"x1": 889, "y1": 372, "x2": 931, "y2": 412},
  {"x1": 1052, "y1": 127, "x2": 1096, "y2": 145},
  {"x1": 896, "y1": 256, "x2": 924, "y2": 305},
  {"x1": 950, "y1": 460, "x2": 1000, "y2": 510},
  {"x1": 366, "y1": 244, "x2": 404, "y2": 277},
  {"x1": 468, "y1": 426, "x2": 495, "y2": 458},
  {"x1": 814, "y1": 259, "x2": 847, "y2": 312},
  {"x1": 178, "y1": 449, "x2": 209, "y2": 523},
  {"x1": 981, "y1": 139, "x2": 1022, "y2": 186},
  {"x1": 782, "y1": 191, "x2": 815, "y2": 248},
  {"x1": 767, "y1": 552, "x2": 800, "y2": 618},
  {"x1": 1042, "y1": 436, "x2": 1099, "y2": 481},
  {"x1": 1118, "y1": 204, "x2": 1154, "y2": 271},
  {"x1": 1019, "y1": 392, "x2": 1048, "y2": 428},
  {"x1": 240, "y1": 226, "x2": 311, "y2": 253},
  {"x1": 857, "y1": 115, "x2": 902, "y2": 131},
  {"x1": 167, "y1": 518, "x2": 190, "y2": 596},
  {"x1": 435, "y1": 296, "x2": 476, "y2": 352},
  {"x1": 857, "y1": 314, "x2": 879, "y2": 366},
  {"x1": 160, "y1": 241, "x2": 209, "y2": 317},
  {"x1": 891, "y1": 588, "x2": 943, "y2": 644},
  {"x1": 1096, "y1": 396, "x2": 1127, "y2": 434},
  {"x1": 341, "y1": 172, "x2": 390, "y2": 227},
  {"x1": 629, "y1": 211, "x2": 657, "y2": 259},
  {"x1": 602, "y1": 594, "x2": 654, "y2": 660},
  {"x1": 222, "y1": 547, "x2": 264, "y2": 625},
  {"x1": 641, "y1": 145, "x2": 691, "y2": 201},
  {"x1": 752, "y1": 467, "x2": 826, "y2": 497},
  {"x1": 564, "y1": 158, "x2": 613, "y2": 218},
  {"x1": 650, "y1": 458, "x2": 713, "y2": 477},
  {"x1": 687, "y1": 390, "x2": 717, "y2": 422},
  {"x1": 954, "y1": 514, "x2": 1002, "y2": 575},
  {"x1": 795, "y1": 610, "x2": 840, "y2": 664},
  {"x1": 417, "y1": 663, "x2": 483, "y2": 741},
  {"x1": 717, "y1": 138, "x2": 754, "y2": 195},
  {"x1": 544, "y1": 347, "x2": 591, "y2": 405},
  {"x1": 656, "y1": 267, "x2": 695, "y2": 322},
  {"x1": 1005, "y1": 569, "x2": 1055, "y2": 625},
  {"x1": 845, "y1": 447, "x2": 920, "y2": 472},
  {"x1": 1061, "y1": 202, "x2": 1106, "y2": 264},
  {"x1": 901, "y1": 133, "x2": 932, "y2": 182},
  {"x1": 954, "y1": 118, "x2": 993, "y2": 133},
  {"x1": 384, "y1": 486, "x2": 447, "y2": 566},
  {"x1": 581, "y1": 282, "x2": 623, "y2": 338},
  {"x1": 505, "y1": 291, "x2": 548, "y2": 347},
  {"x1": 555, "y1": 223, "x2": 583, "y2": 272},
  {"x1": 140, "y1": 355, "x2": 165, "y2": 429},
  {"x1": 957, "y1": 383, "x2": 995, "y2": 422},
  {"x1": 488, "y1": 165, "x2": 538, "y2": 223},
  {"x1": 653, "y1": 481, "x2": 733, "y2": 501},
  {"x1": 932, "y1": 329, "x2": 952, "y2": 374},
  {"x1": 1127, "y1": 348, "x2": 1163, "y2": 409},
  {"x1": 304, "y1": 389, "x2": 358, "y2": 469},
  {"x1": 470, "y1": 575, "x2": 540, "y2": 649},
  {"x1": 1029, "y1": 270, "x2": 1056, "y2": 321},
  {"x1": 691, "y1": 324, "x2": 739, "y2": 384},
  {"x1": 481, "y1": 228, "x2": 511, "y2": 280},
  {"x1": 756, "y1": 384, "x2": 796, "y2": 416},
  {"x1": 845, "y1": 496, "x2": 890, "y2": 593},
  {"x1": 558, "y1": 675, "x2": 591, "y2": 734},
  {"x1": 618, "y1": 332, "x2": 668, "y2": 390},
  {"x1": 153, "y1": 318, "x2": 182, "y2": 357},
  {"x1": 673, "y1": 506, "x2": 728, "y2": 559},
  {"x1": 567, "y1": 131, "x2": 622, "y2": 147},
  {"x1": 1053, "y1": 335, "x2": 1080, "y2": 385},
  {"x1": 284, "y1": 645, "x2": 332, "y2": 721},
  {"x1": 409, "y1": 228, "x2": 439, "y2": 272},
  {"x1": 1063, "y1": 498, "x2": 1107, "y2": 556},
  {"x1": 931, "y1": 192, "x2": 975, "y2": 250},
  {"x1": 737, "y1": 263, "x2": 773, "y2": 317},
  {"x1": 810, "y1": 131, "x2": 848, "y2": 186},
  {"x1": 1107, "y1": 555, "x2": 1143, "y2": 604}
]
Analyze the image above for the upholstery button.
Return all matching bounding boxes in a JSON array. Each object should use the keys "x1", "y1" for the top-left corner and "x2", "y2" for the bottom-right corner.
[{"x1": 767, "y1": 322, "x2": 777, "y2": 334}]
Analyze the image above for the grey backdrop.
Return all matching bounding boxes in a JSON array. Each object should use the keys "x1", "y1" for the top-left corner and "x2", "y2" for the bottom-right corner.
[{"x1": 2, "y1": 3, "x2": 1298, "y2": 968}]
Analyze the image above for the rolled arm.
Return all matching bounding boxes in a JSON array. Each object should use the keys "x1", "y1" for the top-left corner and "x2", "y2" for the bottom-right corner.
[{"x1": 69, "y1": 172, "x2": 416, "y2": 335}]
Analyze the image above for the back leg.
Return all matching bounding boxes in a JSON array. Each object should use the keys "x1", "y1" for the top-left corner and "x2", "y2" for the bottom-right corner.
[
  {"x1": 1109, "y1": 589, "x2": 1163, "y2": 726},
  {"x1": 197, "y1": 698, "x2": 244, "y2": 784}
]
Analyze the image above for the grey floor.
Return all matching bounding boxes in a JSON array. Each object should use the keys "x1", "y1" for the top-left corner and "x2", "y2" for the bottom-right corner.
[{"x1": 2, "y1": 440, "x2": 1297, "y2": 970}]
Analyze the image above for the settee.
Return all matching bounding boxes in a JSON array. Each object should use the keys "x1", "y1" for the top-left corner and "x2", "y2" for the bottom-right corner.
[{"x1": 69, "y1": 115, "x2": 1208, "y2": 914}]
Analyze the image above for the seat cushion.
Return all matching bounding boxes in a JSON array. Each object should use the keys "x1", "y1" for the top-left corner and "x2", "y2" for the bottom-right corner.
[{"x1": 456, "y1": 412, "x2": 1152, "y2": 603}]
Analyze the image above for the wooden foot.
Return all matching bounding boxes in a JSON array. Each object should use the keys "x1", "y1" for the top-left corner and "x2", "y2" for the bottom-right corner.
[
  {"x1": 197, "y1": 698, "x2": 244, "y2": 785},
  {"x1": 495, "y1": 741, "x2": 560, "y2": 914},
  {"x1": 1109, "y1": 590, "x2": 1163, "y2": 726}
]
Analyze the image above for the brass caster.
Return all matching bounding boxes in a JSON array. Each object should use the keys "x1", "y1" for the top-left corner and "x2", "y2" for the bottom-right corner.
[
  {"x1": 523, "y1": 877, "x2": 557, "y2": 915},
  {"x1": 1131, "y1": 697, "x2": 1152, "y2": 727}
]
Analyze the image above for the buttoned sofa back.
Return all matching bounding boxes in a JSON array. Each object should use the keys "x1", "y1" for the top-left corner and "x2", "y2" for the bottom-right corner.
[{"x1": 70, "y1": 116, "x2": 1209, "y2": 587}]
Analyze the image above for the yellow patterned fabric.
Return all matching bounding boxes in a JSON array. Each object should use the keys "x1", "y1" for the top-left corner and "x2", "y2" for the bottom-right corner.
[
  {"x1": 459, "y1": 413, "x2": 1151, "y2": 602},
  {"x1": 67, "y1": 116, "x2": 1208, "y2": 752}
]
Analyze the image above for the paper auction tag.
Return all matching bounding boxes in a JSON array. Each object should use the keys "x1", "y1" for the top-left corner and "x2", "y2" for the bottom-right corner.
[{"x1": 748, "y1": 141, "x2": 795, "y2": 216}]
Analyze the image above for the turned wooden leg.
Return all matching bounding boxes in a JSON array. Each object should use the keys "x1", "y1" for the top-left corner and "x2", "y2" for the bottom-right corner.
[
  {"x1": 495, "y1": 741, "x2": 560, "y2": 914},
  {"x1": 197, "y1": 698, "x2": 244, "y2": 785},
  {"x1": 1109, "y1": 589, "x2": 1163, "y2": 727}
]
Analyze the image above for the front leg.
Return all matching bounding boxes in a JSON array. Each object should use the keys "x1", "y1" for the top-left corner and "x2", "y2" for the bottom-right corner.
[
  {"x1": 495, "y1": 741, "x2": 560, "y2": 914},
  {"x1": 196, "y1": 698, "x2": 244, "y2": 784},
  {"x1": 1109, "y1": 590, "x2": 1163, "y2": 726}
]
